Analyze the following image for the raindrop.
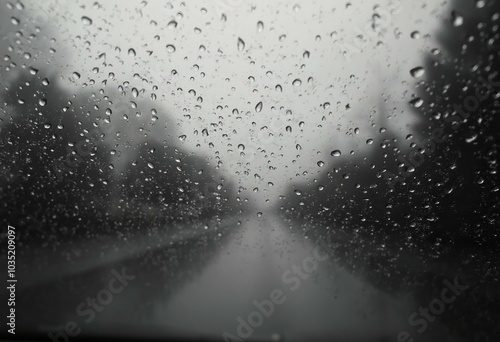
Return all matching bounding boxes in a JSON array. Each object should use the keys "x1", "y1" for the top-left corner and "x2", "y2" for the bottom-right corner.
[
  {"x1": 331, "y1": 150, "x2": 341, "y2": 157},
  {"x1": 410, "y1": 97, "x2": 424, "y2": 108},
  {"x1": 324, "y1": 102, "x2": 330, "y2": 109},
  {"x1": 179, "y1": 135, "x2": 186, "y2": 142},
  {"x1": 255, "y1": 101, "x2": 263, "y2": 112},
  {"x1": 292, "y1": 79, "x2": 302, "y2": 87},
  {"x1": 317, "y1": 161, "x2": 324, "y2": 167},
  {"x1": 29, "y1": 67, "x2": 39, "y2": 75},
  {"x1": 42, "y1": 78, "x2": 50, "y2": 86},
  {"x1": 275, "y1": 84, "x2": 282, "y2": 92},
  {"x1": 81, "y1": 16, "x2": 93, "y2": 25},
  {"x1": 451, "y1": 11, "x2": 464, "y2": 27},
  {"x1": 294, "y1": 190, "x2": 302, "y2": 196},
  {"x1": 167, "y1": 20, "x2": 178, "y2": 29},
  {"x1": 366, "y1": 139, "x2": 374, "y2": 145},
  {"x1": 72, "y1": 72, "x2": 81, "y2": 80},
  {"x1": 128, "y1": 48, "x2": 136, "y2": 57},
  {"x1": 410, "y1": 31, "x2": 420, "y2": 39},
  {"x1": 237, "y1": 37, "x2": 245, "y2": 51},
  {"x1": 293, "y1": 4, "x2": 301, "y2": 12},
  {"x1": 38, "y1": 99, "x2": 47, "y2": 106},
  {"x1": 238, "y1": 144, "x2": 245, "y2": 151},
  {"x1": 303, "y1": 50, "x2": 310, "y2": 59},
  {"x1": 166, "y1": 44, "x2": 176, "y2": 53},
  {"x1": 410, "y1": 66, "x2": 425, "y2": 78},
  {"x1": 147, "y1": 162, "x2": 154, "y2": 169},
  {"x1": 296, "y1": 144, "x2": 302, "y2": 150},
  {"x1": 286, "y1": 126, "x2": 292, "y2": 132},
  {"x1": 257, "y1": 21, "x2": 264, "y2": 32}
]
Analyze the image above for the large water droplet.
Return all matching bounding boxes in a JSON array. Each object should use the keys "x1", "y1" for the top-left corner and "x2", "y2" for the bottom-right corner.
[{"x1": 331, "y1": 150, "x2": 341, "y2": 157}]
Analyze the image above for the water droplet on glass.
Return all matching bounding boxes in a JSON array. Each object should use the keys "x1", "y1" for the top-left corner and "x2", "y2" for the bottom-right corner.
[
  {"x1": 255, "y1": 101, "x2": 263, "y2": 112},
  {"x1": 410, "y1": 98, "x2": 424, "y2": 108},
  {"x1": 257, "y1": 21, "x2": 264, "y2": 32},
  {"x1": 286, "y1": 126, "x2": 292, "y2": 132},
  {"x1": 410, "y1": 66, "x2": 425, "y2": 78},
  {"x1": 42, "y1": 78, "x2": 50, "y2": 86},
  {"x1": 303, "y1": 50, "x2": 310, "y2": 59},
  {"x1": 451, "y1": 11, "x2": 464, "y2": 27},
  {"x1": 128, "y1": 48, "x2": 136, "y2": 57},
  {"x1": 366, "y1": 139, "x2": 374, "y2": 145},
  {"x1": 168, "y1": 20, "x2": 178, "y2": 29},
  {"x1": 292, "y1": 79, "x2": 302, "y2": 87},
  {"x1": 410, "y1": 31, "x2": 420, "y2": 39},
  {"x1": 72, "y1": 72, "x2": 81, "y2": 80},
  {"x1": 331, "y1": 150, "x2": 341, "y2": 157},
  {"x1": 147, "y1": 162, "x2": 154, "y2": 169},
  {"x1": 81, "y1": 16, "x2": 93, "y2": 25},
  {"x1": 317, "y1": 161, "x2": 324, "y2": 167},
  {"x1": 294, "y1": 190, "x2": 302, "y2": 196},
  {"x1": 237, "y1": 37, "x2": 245, "y2": 51},
  {"x1": 179, "y1": 135, "x2": 186, "y2": 142},
  {"x1": 166, "y1": 44, "x2": 176, "y2": 53},
  {"x1": 38, "y1": 99, "x2": 47, "y2": 106}
]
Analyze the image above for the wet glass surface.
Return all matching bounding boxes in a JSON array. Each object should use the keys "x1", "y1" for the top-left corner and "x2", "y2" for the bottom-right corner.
[{"x1": 0, "y1": 1, "x2": 499, "y2": 341}]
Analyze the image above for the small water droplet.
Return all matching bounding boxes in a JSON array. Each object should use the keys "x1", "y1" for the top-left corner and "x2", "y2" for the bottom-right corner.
[
  {"x1": 410, "y1": 98, "x2": 424, "y2": 108},
  {"x1": 292, "y1": 79, "x2": 302, "y2": 87},
  {"x1": 255, "y1": 101, "x2": 263, "y2": 112},
  {"x1": 237, "y1": 37, "x2": 245, "y2": 51},
  {"x1": 166, "y1": 44, "x2": 176, "y2": 53},
  {"x1": 317, "y1": 161, "x2": 324, "y2": 167},
  {"x1": 331, "y1": 150, "x2": 341, "y2": 157},
  {"x1": 81, "y1": 16, "x2": 93, "y2": 25},
  {"x1": 167, "y1": 20, "x2": 178, "y2": 29},
  {"x1": 451, "y1": 11, "x2": 464, "y2": 27},
  {"x1": 257, "y1": 21, "x2": 264, "y2": 32},
  {"x1": 72, "y1": 72, "x2": 81, "y2": 80},
  {"x1": 410, "y1": 31, "x2": 420, "y2": 39},
  {"x1": 128, "y1": 48, "x2": 136, "y2": 57},
  {"x1": 410, "y1": 66, "x2": 425, "y2": 78}
]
